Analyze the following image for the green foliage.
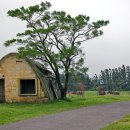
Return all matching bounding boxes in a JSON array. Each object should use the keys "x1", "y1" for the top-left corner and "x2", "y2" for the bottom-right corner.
[
  {"x1": 5, "y1": 1, "x2": 109, "y2": 97},
  {"x1": 90, "y1": 65, "x2": 130, "y2": 91}
]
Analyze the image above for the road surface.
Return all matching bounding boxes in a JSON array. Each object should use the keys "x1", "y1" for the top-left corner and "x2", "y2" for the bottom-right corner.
[{"x1": 1, "y1": 101, "x2": 130, "y2": 130}]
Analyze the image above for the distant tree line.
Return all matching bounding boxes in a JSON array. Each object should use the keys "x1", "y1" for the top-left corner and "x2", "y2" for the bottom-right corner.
[
  {"x1": 92, "y1": 65, "x2": 130, "y2": 91},
  {"x1": 62, "y1": 65, "x2": 130, "y2": 91}
]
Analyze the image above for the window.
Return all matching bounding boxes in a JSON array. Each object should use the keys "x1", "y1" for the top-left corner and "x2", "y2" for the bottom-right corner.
[{"x1": 20, "y1": 79, "x2": 36, "y2": 95}]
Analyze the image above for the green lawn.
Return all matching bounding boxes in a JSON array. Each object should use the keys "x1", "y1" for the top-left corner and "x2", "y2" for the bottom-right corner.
[
  {"x1": 1, "y1": 91, "x2": 130, "y2": 125},
  {"x1": 101, "y1": 115, "x2": 130, "y2": 130}
]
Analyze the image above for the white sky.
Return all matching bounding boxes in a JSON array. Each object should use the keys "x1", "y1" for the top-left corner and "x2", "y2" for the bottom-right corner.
[{"x1": 0, "y1": 0, "x2": 130, "y2": 77}]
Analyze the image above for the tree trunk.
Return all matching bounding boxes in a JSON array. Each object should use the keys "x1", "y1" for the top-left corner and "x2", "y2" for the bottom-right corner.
[
  {"x1": 62, "y1": 70, "x2": 69, "y2": 98},
  {"x1": 53, "y1": 67, "x2": 70, "y2": 99},
  {"x1": 54, "y1": 71, "x2": 65, "y2": 99}
]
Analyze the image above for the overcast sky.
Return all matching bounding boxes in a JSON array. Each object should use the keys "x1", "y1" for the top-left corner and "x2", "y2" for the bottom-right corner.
[{"x1": 0, "y1": 0, "x2": 130, "y2": 77}]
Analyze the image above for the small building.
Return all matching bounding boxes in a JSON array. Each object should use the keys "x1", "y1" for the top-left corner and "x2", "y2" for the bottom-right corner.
[{"x1": 0, "y1": 53, "x2": 61, "y2": 102}]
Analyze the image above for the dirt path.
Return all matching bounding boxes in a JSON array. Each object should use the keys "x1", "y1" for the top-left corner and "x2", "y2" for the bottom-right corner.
[{"x1": 1, "y1": 101, "x2": 130, "y2": 130}]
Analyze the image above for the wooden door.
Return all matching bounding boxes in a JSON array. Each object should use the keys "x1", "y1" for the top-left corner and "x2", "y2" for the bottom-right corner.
[{"x1": 0, "y1": 79, "x2": 5, "y2": 102}]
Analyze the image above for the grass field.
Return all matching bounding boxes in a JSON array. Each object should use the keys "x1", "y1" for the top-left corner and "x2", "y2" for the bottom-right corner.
[
  {"x1": 101, "y1": 115, "x2": 130, "y2": 130},
  {"x1": 1, "y1": 91, "x2": 130, "y2": 125}
]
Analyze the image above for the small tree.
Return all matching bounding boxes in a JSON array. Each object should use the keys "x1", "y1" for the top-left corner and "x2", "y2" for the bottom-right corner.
[{"x1": 5, "y1": 1, "x2": 109, "y2": 99}]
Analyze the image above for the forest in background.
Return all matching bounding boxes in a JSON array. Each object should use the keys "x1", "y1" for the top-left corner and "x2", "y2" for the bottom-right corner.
[{"x1": 63, "y1": 65, "x2": 130, "y2": 91}]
